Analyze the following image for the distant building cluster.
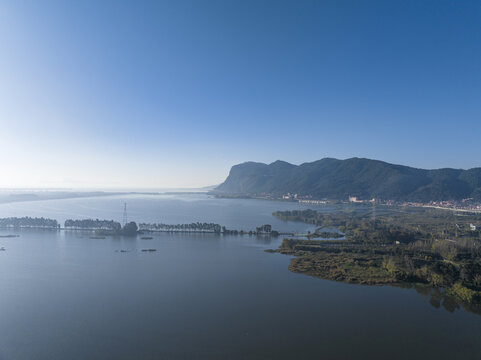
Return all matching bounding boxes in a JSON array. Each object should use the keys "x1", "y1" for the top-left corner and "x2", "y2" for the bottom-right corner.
[
  {"x1": 348, "y1": 196, "x2": 375, "y2": 203},
  {"x1": 376, "y1": 199, "x2": 481, "y2": 214},
  {"x1": 421, "y1": 200, "x2": 481, "y2": 213},
  {"x1": 276, "y1": 192, "x2": 481, "y2": 213},
  {"x1": 282, "y1": 193, "x2": 298, "y2": 200}
]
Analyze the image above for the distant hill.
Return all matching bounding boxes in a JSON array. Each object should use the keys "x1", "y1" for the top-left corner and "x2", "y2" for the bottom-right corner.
[{"x1": 213, "y1": 158, "x2": 481, "y2": 202}]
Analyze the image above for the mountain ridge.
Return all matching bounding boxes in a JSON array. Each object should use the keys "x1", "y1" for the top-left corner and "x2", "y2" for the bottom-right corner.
[{"x1": 213, "y1": 158, "x2": 481, "y2": 201}]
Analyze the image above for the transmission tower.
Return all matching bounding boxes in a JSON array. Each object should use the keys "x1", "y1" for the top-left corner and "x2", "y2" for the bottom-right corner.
[{"x1": 122, "y1": 203, "x2": 128, "y2": 226}]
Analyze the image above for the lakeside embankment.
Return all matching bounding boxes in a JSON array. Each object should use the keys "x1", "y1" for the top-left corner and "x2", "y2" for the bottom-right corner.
[{"x1": 0, "y1": 217, "x2": 284, "y2": 237}]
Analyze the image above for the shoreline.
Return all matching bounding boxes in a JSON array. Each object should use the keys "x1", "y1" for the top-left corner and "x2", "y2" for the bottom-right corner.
[{"x1": 212, "y1": 193, "x2": 481, "y2": 213}]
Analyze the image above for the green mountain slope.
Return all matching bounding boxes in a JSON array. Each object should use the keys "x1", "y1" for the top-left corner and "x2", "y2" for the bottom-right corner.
[{"x1": 214, "y1": 158, "x2": 481, "y2": 201}]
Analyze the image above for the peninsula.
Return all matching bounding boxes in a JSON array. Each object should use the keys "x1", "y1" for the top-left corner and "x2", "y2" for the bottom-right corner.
[{"x1": 269, "y1": 206, "x2": 481, "y2": 314}]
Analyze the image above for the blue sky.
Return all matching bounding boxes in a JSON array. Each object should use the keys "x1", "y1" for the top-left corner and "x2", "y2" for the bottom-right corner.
[{"x1": 0, "y1": 0, "x2": 480, "y2": 188}]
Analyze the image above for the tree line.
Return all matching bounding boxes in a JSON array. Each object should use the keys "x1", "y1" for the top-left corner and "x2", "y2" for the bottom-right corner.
[
  {"x1": 139, "y1": 222, "x2": 222, "y2": 233},
  {"x1": 64, "y1": 219, "x2": 122, "y2": 230},
  {"x1": 0, "y1": 217, "x2": 59, "y2": 228}
]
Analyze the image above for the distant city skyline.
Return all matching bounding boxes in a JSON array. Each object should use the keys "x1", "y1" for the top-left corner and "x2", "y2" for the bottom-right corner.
[{"x1": 1, "y1": 0, "x2": 480, "y2": 188}]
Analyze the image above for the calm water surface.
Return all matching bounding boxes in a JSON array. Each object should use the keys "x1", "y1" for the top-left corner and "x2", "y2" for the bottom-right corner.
[{"x1": 0, "y1": 194, "x2": 480, "y2": 360}]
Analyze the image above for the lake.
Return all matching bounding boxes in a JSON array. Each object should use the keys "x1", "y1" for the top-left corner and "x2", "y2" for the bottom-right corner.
[{"x1": 0, "y1": 193, "x2": 480, "y2": 360}]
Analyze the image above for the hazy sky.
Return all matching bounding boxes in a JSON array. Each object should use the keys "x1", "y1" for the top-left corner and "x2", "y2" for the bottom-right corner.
[{"x1": 0, "y1": 0, "x2": 480, "y2": 188}]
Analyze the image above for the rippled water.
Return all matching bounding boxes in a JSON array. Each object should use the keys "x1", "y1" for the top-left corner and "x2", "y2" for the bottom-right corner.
[{"x1": 0, "y1": 194, "x2": 480, "y2": 360}]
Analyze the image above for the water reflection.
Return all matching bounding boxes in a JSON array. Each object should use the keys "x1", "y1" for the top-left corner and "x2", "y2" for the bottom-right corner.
[{"x1": 412, "y1": 285, "x2": 481, "y2": 315}]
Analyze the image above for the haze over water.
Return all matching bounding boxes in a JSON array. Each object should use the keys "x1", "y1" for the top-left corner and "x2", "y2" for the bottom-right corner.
[{"x1": 0, "y1": 194, "x2": 480, "y2": 360}]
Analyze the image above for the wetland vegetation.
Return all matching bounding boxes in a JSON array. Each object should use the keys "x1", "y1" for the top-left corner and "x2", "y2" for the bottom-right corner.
[{"x1": 272, "y1": 207, "x2": 481, "y2": 314}]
